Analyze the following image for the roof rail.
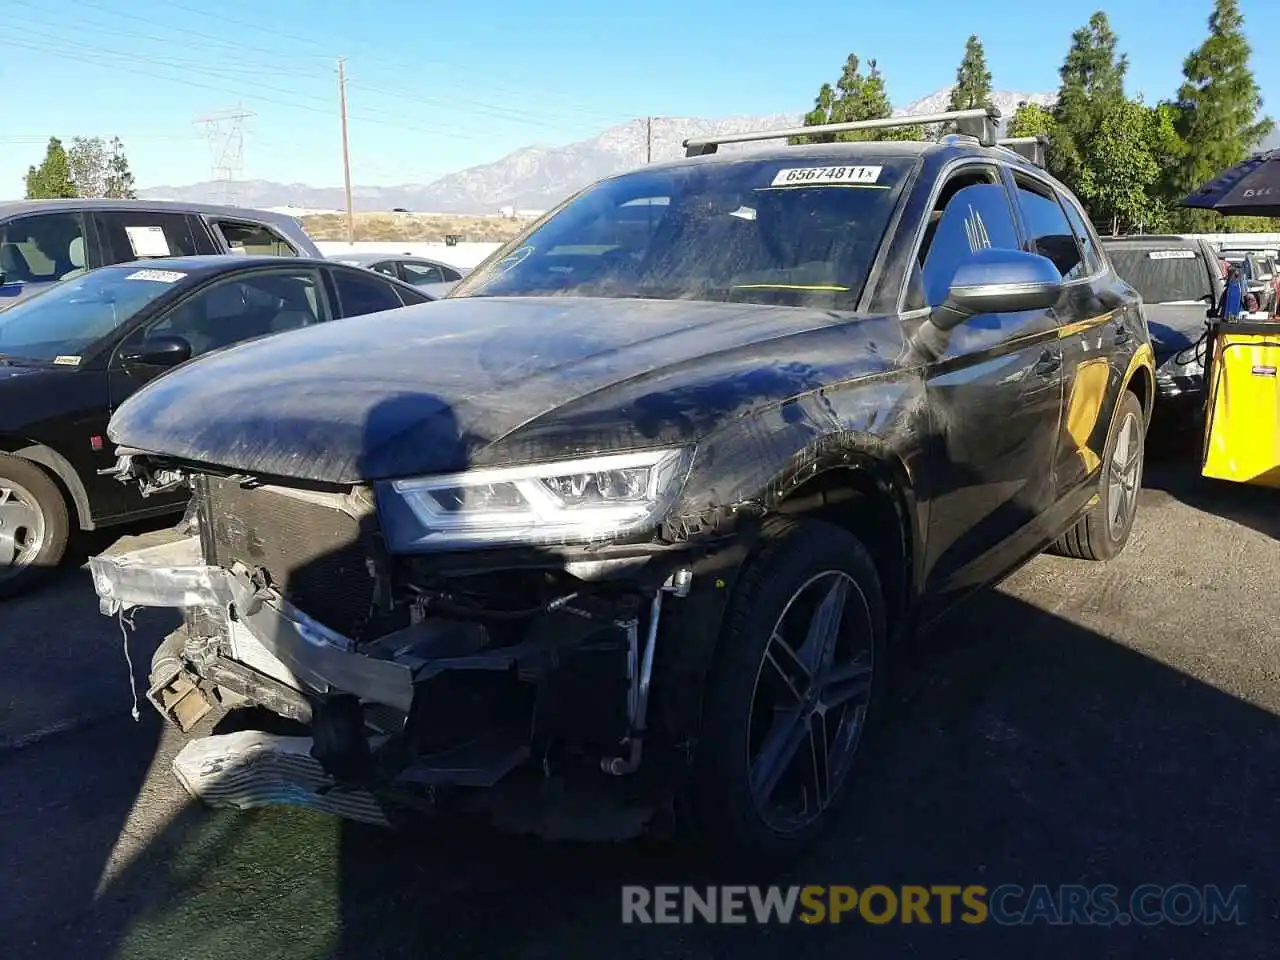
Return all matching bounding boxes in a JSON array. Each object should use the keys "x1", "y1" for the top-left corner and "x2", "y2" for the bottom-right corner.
[
  {"x1": 995, "y1": 135, "x2": 1048, "y2": 168},
  {"x1": 682, "y1": 107, "x2": 1002, "y2": 157}
]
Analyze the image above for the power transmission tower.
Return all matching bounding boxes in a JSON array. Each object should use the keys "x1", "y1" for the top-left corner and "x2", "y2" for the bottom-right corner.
[
  {"x1": 194, "y1": 106, "x2": 254, "y2": 205},
  {"x1": 646, "y1": 116, "x2": 652, "y2": 164},
  {"x1": 337, "y1": 57, "x2": 355, "y2": 244}
]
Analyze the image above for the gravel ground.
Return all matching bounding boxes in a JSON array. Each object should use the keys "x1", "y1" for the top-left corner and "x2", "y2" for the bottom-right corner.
[{"x1": 0, "y1": 443, "x2": 1277, "y2": 960}]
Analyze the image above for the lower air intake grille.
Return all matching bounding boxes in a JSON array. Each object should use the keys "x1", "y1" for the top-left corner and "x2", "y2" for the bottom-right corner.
[{"x1": 198, "y1": 475, "x2": 381, "y2": 639}]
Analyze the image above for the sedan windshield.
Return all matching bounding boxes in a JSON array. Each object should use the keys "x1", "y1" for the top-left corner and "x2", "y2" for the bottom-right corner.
[
  {"x1": 451, "y1": 155, "x2": 916, "y2": 309},
  {"x1": 0, "y1": 265, "x2": 187, "y2": 362}
]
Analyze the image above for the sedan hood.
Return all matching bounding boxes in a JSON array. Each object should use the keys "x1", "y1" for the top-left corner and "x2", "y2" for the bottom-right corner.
[
  {"x1": 107, "y1": 296, "x2": 866, "y2": 483},
  {"x1": 1144, "y1": 302, "x2": 1211, "y2": 360}
]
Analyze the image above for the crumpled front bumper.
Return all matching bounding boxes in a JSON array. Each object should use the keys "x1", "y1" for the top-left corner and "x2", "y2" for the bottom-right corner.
[{"x1": 90, "y1": 535, "x2": 416, "y2": 714}]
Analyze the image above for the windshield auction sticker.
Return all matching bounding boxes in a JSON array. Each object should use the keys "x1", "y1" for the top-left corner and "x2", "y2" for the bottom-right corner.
[
  {"x1": 1147, "y1": 250, "x2": 1197, "y2": 260},
  {"x1": 770, "y1": 165, "x2": 884, "y2": 187},
  {"x1": 52, "y1": 355, "x2": 81, "y2": 366},
  {"x1": 125, "y1": 269, "x2": 187, "y2": 283}
]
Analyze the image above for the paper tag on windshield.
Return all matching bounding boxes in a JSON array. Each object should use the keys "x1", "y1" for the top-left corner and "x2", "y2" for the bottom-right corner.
[
  {"x1": 125, "y1": 269, "x2": 186, "y2": 283},
  {"x1": 124, "y1": 225, "x2": 172, "y2": 257},
  {"x1": 770, "y1": 165, "x2": 883, "y2": 187},
  {"x1": 53, "y1": 355, "x2": 81, "y2": 366},
  {"x1": 1147, "y1": 250, "x2": 1196, "y2": 260}
]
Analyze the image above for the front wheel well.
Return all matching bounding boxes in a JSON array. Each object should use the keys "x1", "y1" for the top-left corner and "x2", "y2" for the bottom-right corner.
[
  {"x1": 0, "y1": 437, "x2": 91, "y2": 530},
  {"x1": 774, "y1": 467, "x2": 912, "y2": 636}
]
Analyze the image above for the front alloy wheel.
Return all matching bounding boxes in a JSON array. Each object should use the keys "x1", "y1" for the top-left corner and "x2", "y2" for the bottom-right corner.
[
  {"x1": 691, "y1": 517, "x2": 887, "y2": 864},
  {"x1": 0, "y1": 453, "x2": 71, "y2": 599}
]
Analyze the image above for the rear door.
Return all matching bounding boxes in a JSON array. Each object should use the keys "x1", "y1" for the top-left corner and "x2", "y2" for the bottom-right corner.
[
  {"x1": 326, "y1": 265, "x2": 418, "y2": 316},
  {"x1": 909, "y1": 166, "x2": 1066, "y2": 609},
  {"x1": 1008, "y1": 173, "x2": 1115, "y2": 503},
  {"x1": 90, "y1": 210, "x2": 218, "y2": 268}
]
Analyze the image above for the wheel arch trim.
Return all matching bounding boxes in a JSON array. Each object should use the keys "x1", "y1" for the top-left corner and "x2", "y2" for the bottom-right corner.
[{"x1": 0, "y1": 439, "x2": 93, "y2": 530}]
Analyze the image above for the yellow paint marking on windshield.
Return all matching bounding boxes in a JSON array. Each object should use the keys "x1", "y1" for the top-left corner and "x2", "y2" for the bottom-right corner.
[{"x1": 731, "y1": 284, "x2": 850, "y2": 292}]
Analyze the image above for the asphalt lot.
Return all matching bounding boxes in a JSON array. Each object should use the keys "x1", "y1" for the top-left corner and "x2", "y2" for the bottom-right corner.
[{"x1": 1, "y1": 437, "x2": 1277, "y2": 960}]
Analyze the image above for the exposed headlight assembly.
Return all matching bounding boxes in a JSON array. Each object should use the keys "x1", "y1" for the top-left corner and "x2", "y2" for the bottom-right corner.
[{"x1": 378, "y1": 448, "x2": 693, "y2": 552}]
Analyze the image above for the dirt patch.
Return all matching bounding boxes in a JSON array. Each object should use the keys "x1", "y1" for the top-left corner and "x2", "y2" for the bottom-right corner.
[{"x1": 301, "y1": 213, "x2": 533, "y2": 244}]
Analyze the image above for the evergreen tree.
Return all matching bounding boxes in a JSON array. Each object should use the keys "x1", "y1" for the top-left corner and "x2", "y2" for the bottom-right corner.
[
  {"x1": 23, "y1": 137, "x2": 78, "y2": 199},
  {"x1": 1049, "y1": 11, "x2": 1129, "y2": 196},
  {"x1": 1008, "y1": 102, "x2": 1055, "y2": 139},
  {"x1": 105, "y1": 138, "x2": 137, "y2": 199},
  {"x1": 947, "y1": 35, "x2": 994, "y2": 112},
  {"x1": 794, "y1": 54, "x2": 923, "y2": 143},
  {"x1": 1170, "y1": 0, "x2": 1274, "y2": 230}
]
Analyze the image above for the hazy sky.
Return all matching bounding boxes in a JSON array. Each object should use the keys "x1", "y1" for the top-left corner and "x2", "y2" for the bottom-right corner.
[{"x1": 3, "y1": 0, "x2": 1277, "y2": 198}]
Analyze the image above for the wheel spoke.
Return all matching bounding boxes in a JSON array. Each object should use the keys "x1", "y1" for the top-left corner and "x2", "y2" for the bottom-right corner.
[
  {"x1": 762, "y1": 638, "x2": 807, "y2": 705},
  {"x1": 750, "y1": 707, "x2": 809, "y2": 805},
  {"x1": 819, "y1": 656, "x2": 873, "y2": 708},
  {"x1": 796, "y1": 577, "x2": 850, "y2": 675},
  {"x1": 805, "y1": 711, "x2": 831, "y2": 812}
]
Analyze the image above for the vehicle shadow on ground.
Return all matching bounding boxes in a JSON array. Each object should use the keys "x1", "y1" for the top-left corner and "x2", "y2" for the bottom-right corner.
[
  {"x1": 1143, "y1": 420, "x2": 1278, "y2": 541},
  {"x1": 21, "y1": 585, "x2": 1276, "y2": 960}
]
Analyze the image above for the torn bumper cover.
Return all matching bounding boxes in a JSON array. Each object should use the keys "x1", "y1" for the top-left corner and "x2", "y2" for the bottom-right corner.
[{"x1": 91, "y1": 536, "x2": 417, "y2": 714}]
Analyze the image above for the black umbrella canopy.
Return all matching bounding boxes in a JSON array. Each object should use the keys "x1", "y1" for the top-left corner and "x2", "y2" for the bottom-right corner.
[{"x1": 1180, "y1": 149, "x2": 1280, "y2": 217}]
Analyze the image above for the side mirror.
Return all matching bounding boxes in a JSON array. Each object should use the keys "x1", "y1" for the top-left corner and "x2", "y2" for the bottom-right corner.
[
  {"x1": 931, "y1": 248, "x2": 1065, "y2": 332},
  {"x1": 119, "y1": 335, "x2": 193, "y2": 367}
]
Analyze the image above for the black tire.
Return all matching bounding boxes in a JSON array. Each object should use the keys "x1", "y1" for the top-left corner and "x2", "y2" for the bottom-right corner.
[
  {"x1": 0, "y1": 452, "x2": 71, "y2": 600},
  {"x1": 688, "y1": 517, "x2": 887, "y2": 866},
  {"x1": 1049, "y1": 390, "x2": 1145, "y2": 562}
]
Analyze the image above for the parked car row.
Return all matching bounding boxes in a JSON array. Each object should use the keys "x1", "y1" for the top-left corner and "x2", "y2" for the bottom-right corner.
[{"x1": 77, "y1": 111, "x2": 1159, "y2": 864}]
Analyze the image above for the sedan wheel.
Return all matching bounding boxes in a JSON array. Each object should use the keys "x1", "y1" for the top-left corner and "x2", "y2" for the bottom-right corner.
[
  {"x1": 0, "y1": 453, "x2": 70, "y2": 599},
  {"x1": 1107, "y1": 408, "x2": 1143, "y2": 541},
  {"x1": 0, "y1": 479, "x2": 46, "y2": 583}
]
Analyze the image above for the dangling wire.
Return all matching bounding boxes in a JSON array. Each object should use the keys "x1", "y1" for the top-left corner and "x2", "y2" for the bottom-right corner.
[{"x1": 117, "y1": 608, "x2": 141, "y2": 722}]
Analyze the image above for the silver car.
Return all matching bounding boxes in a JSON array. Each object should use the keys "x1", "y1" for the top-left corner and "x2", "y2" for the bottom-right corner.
[
  {"x1": 329, "y1": 250, "x2": 467, "y2": 297},
  {"x1": 0, "y1": 198, "x2": 323, "y2": 310}
]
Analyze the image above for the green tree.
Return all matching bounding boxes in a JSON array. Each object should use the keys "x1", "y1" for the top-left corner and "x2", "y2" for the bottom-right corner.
[
  {"x1": 1049, "y1": 11, "x2": 1129, "y2": 197},
  {"x1": 1008, "y1": 101, "x2": 1056, "y2": 139},
  {"x1": 947, "y1": 34, "x2": 994, "y2": 113},
  {"x1": 1077, "y1": 98, "x2": 1167, "y2": 234},
  {"x1": 793, "y1": 54, "x2": 924, "y2": 144},
  {"x1": 23, "y1": 137, "x2": 78, "y2": 199},
  {"x1": 1170, "y1": 0, "x2": 1274, "y2": 231},
  {"x1": 68, "y1": 136, "x2": 108, "y2": 198},
  {"x1": 105, "y1": 137, "x2": 137, "y2": 199}
]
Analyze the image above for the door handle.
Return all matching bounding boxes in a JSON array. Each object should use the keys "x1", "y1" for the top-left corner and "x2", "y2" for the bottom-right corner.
[
  {"x1": 1114, "y1": 321, "x2": 1132, "y2": 345},
  {"x1": 1033, "y1": 349, "x2": 1062, "y2": 377}
]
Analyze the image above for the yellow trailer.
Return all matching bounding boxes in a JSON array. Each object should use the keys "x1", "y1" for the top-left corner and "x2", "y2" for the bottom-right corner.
[{"x1": 1201, "y1": 319, "x2": 1280, "y2": 488}]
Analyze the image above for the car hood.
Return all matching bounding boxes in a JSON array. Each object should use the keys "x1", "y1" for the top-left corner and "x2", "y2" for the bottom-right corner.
[
  {"x1": 1143, "y1": 302, "x2": 1211, "y2": 359},
  {"x1": 107, "y1": 296, "x2": 884, "y2": 483}
]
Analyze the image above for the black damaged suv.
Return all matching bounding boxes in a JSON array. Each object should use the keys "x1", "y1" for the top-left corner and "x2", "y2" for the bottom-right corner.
[{"x1": 93, "y1": 109, "x2": 1155, "y2": 863}]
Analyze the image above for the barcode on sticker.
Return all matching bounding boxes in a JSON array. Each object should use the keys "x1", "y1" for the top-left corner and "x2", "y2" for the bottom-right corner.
[
  {"x1": 770, "y1": 165, "x2": 883, "y2": 187},
  {"x1": 1147, "y1": 250, "x2": 1196, "y2": 260}
]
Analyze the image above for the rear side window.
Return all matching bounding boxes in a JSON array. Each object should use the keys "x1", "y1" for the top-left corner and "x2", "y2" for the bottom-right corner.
[
  {"x1": 213, "y1": 220, "x2": 300, "y2": 257},
  {"x1": 332, "y1": 268, "x2": 406, "y2": 317},
  {"x1": 1014, "y1": 177, "x2": 1084, "y2": 280},
  {"x1": 94, "y1": 211, "x2": 213, "y2": 265},
  {"x1": 1057, "y1": 194, "x2": 1104, "y2": 278},
  {"x1": 0, "y1": 212, "x2": 87, "y2": 282},
  {"x1": 401, "y1": 261, "x2": 445, "y2": 285}
]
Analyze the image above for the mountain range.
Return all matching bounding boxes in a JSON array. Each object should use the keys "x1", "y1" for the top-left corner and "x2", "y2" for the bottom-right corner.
[{"x1": 140, "y1": 88, "x2": 1058, "y2": 214}]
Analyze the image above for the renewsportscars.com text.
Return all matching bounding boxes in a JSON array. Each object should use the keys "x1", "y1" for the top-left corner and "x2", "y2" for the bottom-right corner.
[{"x1": 621, "y1": 884, "x2": 1247, "y2": 926}]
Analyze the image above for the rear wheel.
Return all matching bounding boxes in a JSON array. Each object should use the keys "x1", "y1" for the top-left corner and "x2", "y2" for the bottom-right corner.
[
  {"x1": 689, "y1": 517, "x2": 887, "y2": 865},
  {"x1": 0, "y1": 453, "x2": 70, "y2": 600},
  {"x1": 1049, "y1": 390, "x2": 1145, "y2": 561}
]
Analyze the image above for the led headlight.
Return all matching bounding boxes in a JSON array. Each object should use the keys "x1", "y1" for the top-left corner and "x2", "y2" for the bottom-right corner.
[{"x1": 378, "y1": 448, "x2": 693, "y2": 552}]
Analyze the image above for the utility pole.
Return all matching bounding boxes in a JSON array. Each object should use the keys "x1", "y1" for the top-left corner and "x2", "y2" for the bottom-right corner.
[
  {"x1": 646, "y1": 116, "x2": 652, "y2": 164},
  {"x1": 337, "y1": 57, "x2": 355, "y2": 245}
]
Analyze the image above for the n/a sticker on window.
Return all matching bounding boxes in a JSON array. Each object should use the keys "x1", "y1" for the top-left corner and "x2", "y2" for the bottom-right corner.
[
  {"x1": 1147, "y1": 250, "x2": 1196, "y2": 260},
  {"x1": 770, "y1": 165, "x2": 883, "y2": 187}
]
